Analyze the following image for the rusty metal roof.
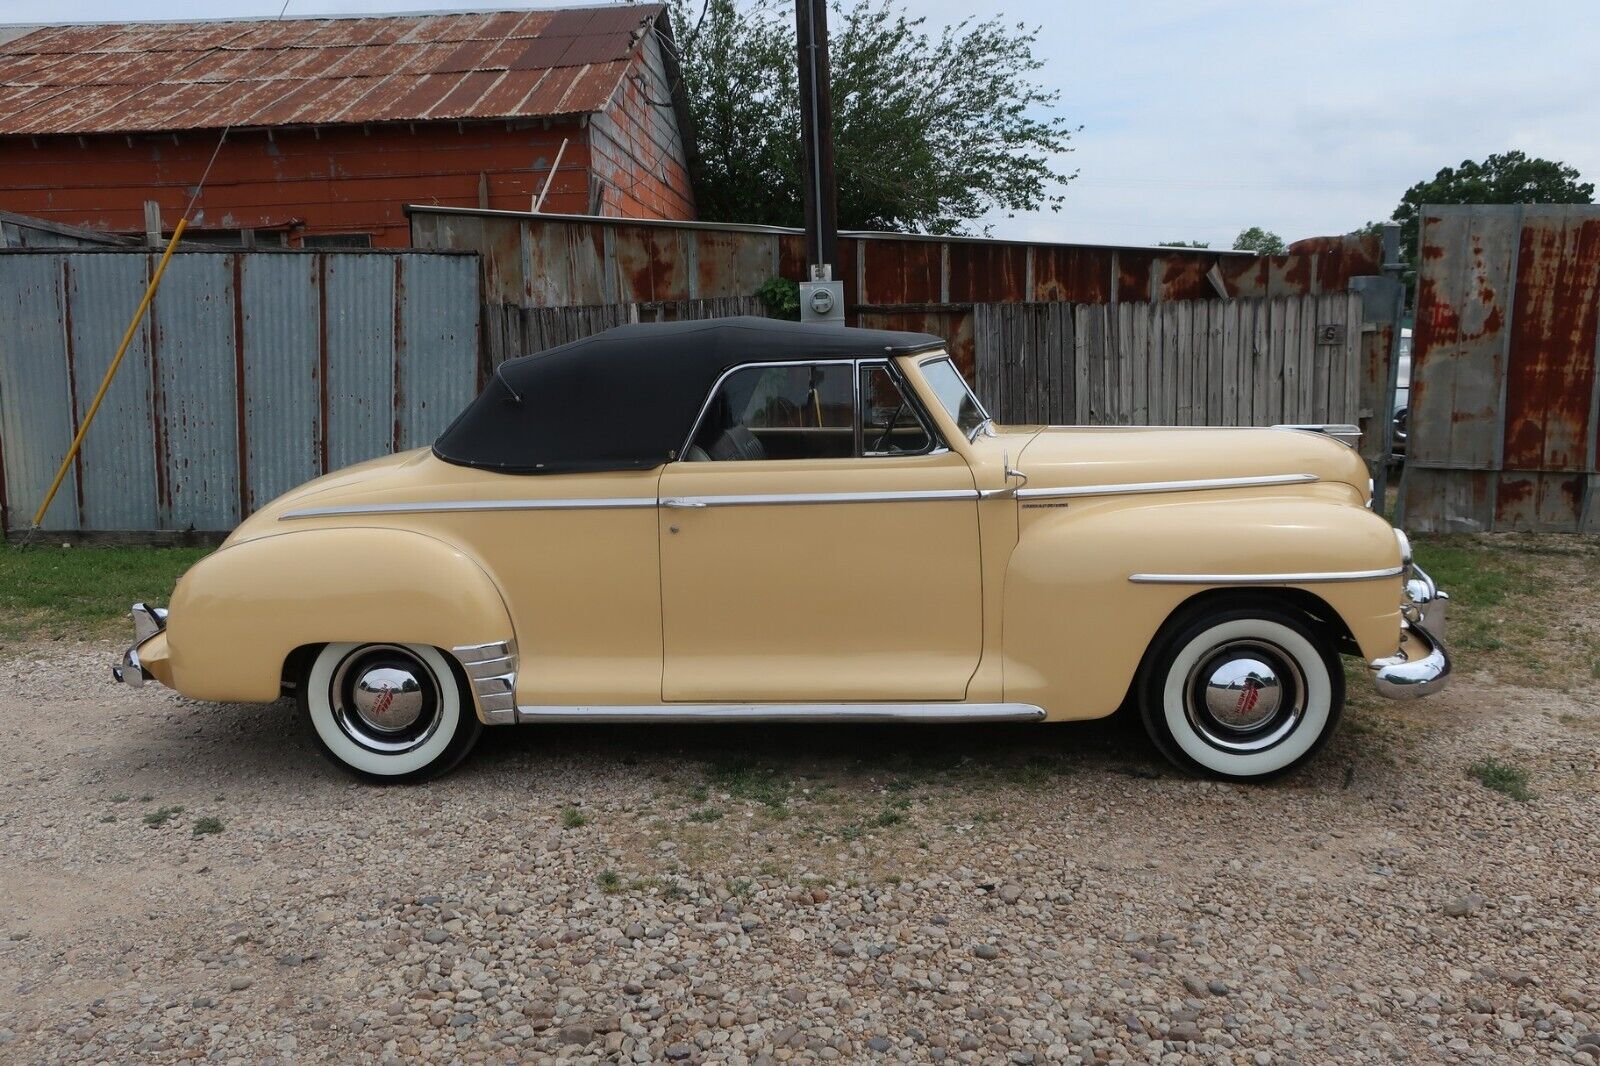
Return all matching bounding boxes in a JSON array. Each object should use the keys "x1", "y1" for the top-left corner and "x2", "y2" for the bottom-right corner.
[{"x1": 0, "y1": 4, "x2": 664, "y2": 136}]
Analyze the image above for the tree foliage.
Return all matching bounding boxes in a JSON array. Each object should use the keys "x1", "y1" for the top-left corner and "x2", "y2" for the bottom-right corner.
[
  {"x1": 1157, "y1": 240, "x2": 1209, "y2": 249},
  {"x1": 1232, "y1": 226, "x2": 1285, "y2": 255},
  {"x1": 669, "y1": 0, "x2": 1077, "y2": 234},
  {"x1": 1390, "y1": 150, "x2": 1593, "y2": 284}
]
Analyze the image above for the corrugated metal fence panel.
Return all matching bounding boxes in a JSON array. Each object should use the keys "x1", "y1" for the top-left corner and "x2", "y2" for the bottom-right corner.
[
  {"x1": 66, "y1": 253, "x2": 160, "y2": 530},
  {"x1": 396, "y1": 255, "x2": 479, "y2": 449},
  {"x1": 152, "y1": 253, "x2": 240, "y2": 531},
  {"x1": 240, "y1": 254, "x2": 321, "y2": 512},
  {"x1": 973, "y1": 295, "x2": 1364, "y2": 430},
  {"x1": 0, "y1": 256, "x2": 75, "y2": 529},
  {"x1": 1402, "y1": 205, "x2": 1600, "y2": 532},
  {"x1": 324, "y1": 254, "x2": 396, "y2": 472},
  {"x1": 0, "y1": 248, "x2": 481, "y2": 533}
]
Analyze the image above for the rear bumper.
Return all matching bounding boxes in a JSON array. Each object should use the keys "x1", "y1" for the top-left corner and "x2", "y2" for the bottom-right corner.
[
  {"x1": 1369, "y1": 560, "x2": 1451, "y2": 700},
  {"x1": 111, "y1": 602, "x2": 168, "y2": 688}
]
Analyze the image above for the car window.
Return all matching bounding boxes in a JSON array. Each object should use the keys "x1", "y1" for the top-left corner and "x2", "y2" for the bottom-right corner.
[
  {"x1": 860, "y1": 363, "x2": 932, "y2": 455},
  {"x1": 687, "y1": 363, "x2": 853, "y2": 461},
  {"x1": 920, "y1": 357, "x2": 989, "y2": 439}
]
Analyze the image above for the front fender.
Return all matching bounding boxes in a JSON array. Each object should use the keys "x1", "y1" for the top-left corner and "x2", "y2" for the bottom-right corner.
[
  {"x1": 1002, "y1": 489, "x2": 1403, "y2": 719},
  {"x1": 165, "y1": 527, "x2": 513, "y2": 704}
]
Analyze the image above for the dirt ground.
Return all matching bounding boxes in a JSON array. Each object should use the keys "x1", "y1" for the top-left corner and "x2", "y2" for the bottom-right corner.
[{"x1": 0, "y1": 537, "x2": 1597, "y2": 1064}]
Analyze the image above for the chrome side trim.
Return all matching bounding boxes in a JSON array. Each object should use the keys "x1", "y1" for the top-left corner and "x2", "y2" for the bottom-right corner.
[
  {"x1": 282, "y1": 497, "x2": 657, "y2": 519},
  {"x1": 451, "y1": 640, "x2": 518, "y2": 725},
  {"x1": 513, "y1": 703, "x2": 1045, "y2": 724},
  {"x1": 1018, "y1": 472, "x2": 1318, "y2": 501},
  {"x1": 664, "y1": 488, "x2": 978, "y2": 508},
  {"x1": 1128, "y1": 566, "x2": 1405, "y2": 585}
]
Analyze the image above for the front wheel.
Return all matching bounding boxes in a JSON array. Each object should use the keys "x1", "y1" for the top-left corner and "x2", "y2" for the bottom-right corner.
[
  {"x1": 1137, "y1": 604, "x2": 1343, "y2": 781},
  {"x1": 299, "y1": 642, "x2": 482, "y2": 783}
]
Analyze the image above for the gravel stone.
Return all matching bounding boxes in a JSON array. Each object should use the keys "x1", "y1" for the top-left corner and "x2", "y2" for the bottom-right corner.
[{"x1": 0, "y1": 635, "x2": 1596, "y2": 1064}]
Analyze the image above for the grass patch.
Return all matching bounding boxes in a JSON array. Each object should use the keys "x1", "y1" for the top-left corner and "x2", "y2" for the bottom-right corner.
[
  {"x1": 596, "y1": 870, "x2": 622, "y2": 893},
  {"x1": 0, "y1": 545, "x2": 209, "y2": 646},
  {"x1": 560, "y1": 807, "x2": 587, "y2": 829},
  {"x1": 685, "y1": 807, "x2": 724, "y2": 823},
  {"x1": 191, "y1": 816, "x2": 224, "y2": 836},
  {"x1": 1468, "y1": 757, "x2": 1534, "y2": 802},
  {"x1": 706, "y1": 758, "x2": 792, "y2": 809},
  {"x1": 869, "y1": 808, "x2": 905, "y2": 828},
  {"x1": 142, "y1": 805, "x2": 183, "y2": 828}
]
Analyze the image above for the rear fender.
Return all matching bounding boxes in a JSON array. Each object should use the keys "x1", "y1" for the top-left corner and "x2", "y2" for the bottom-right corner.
[{"x1": 165, "y1": 528, "x2": 513, "y2": 706}]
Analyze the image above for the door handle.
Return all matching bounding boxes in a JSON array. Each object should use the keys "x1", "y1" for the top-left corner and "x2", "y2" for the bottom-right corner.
[{"x1": 662, "y1": 498, "x2": 707, "y2": 509}]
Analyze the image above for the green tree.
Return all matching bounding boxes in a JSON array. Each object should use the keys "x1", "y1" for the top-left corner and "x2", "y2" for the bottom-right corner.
[
  {"x1": 670, "y1": 0, "x2": 1078, "y2": 234},
  {"x1": 1231, "y1": 226, "x2": 1285, "y2": 255},
  {"x1": 1391, "y1": 150, "x2": 1593, "y2": 288},
  {"x1": 1157, "y1": 240, "x2": 1210, "y2": 249}
]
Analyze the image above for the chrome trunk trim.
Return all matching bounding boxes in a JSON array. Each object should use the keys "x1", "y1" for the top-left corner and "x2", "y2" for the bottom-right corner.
[
  {"x1": 450, "y1": 640, "x2": 518, "y2": 725},
  {"x1": 512, "y1": 703, "x2": 1045, "y2": 724},
  {"x1": 1272, "y1": 423, "x2": 1362, "y2": 448},
  {"x1": 1128, "y1": 566, "x2": 1405, "y2": 585},
  {"x1": 283, "y1": 498, "x2": 657, "y2": 519},
  {"x1": 1018, "y1": 473, "x2": 1318, "y2": 502}
]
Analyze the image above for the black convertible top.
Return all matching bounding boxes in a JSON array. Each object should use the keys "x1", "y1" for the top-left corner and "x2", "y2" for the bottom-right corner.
[{"x1": 433, "y1": 316, "x2": 946, "y2": 474}]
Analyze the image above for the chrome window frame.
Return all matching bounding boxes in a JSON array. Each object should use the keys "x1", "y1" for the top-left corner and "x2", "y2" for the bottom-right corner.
[
  {"x1": 916, "y1": 354, "x2": 992, "y2": 441},
  {"x1": 678, "y1": 357, "x2": 949, "y2": 463},
  {"x1": 857, "y1": 358, "x2": 941, "y2": 458}
]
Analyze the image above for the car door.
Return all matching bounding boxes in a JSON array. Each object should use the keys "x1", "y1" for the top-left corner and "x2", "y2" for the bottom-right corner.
[{"x1": 657, "y1": 358, "x2": 984, "y2": 703}]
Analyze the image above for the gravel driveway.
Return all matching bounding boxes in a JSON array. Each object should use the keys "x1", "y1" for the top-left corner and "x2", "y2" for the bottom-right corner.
[{"x1": 1, "y1": 621, "x2": 1597, "y2": 1063}]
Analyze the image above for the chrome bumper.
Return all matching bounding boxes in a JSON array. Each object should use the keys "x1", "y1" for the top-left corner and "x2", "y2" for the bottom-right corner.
[
  {"x1": 1369, "y1": 557, "x2": 1452, "y2": 700},
  {"x1": 111, "y1": 602, "x2": 167, "y2": 688}
]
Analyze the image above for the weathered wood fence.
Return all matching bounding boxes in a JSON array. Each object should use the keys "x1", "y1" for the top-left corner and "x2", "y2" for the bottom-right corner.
[
  {"x1": 481, "y1": 296, "x2": 765, "y2": 375},
  {"x1": 972, "y1": 294, "x2": 1365, "y2": 428}
]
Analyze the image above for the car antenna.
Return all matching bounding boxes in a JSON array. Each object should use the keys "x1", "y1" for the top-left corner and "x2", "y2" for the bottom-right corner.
[{"x1": 491, "y1": 361, "x2": 523, "y2": 404}]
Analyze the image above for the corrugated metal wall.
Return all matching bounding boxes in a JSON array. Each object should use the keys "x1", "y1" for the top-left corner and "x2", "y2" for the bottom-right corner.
[
  {"x1": 0, "y1": 249, "x2": 479, "y2": 533},
  {"x1": 973, "y1": 294, "x2": 1364, "y2": 428},
  {"x1": 1400, "y1": 205, "x2": 1600, "y2": 532}
]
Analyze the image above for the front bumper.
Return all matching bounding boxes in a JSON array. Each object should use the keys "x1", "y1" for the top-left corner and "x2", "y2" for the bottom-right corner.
[
  {"x1": 1369, "y1": 557, "x2": 1451, "y2": 700},
  {"x1": 111, "y1": 602, "x2": 168, "y2": 688}
]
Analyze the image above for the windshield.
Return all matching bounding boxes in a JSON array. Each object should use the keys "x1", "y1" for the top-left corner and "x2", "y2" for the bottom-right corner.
[{"x1": 920, "y1": 357, "x2": 990, "y2": 439}]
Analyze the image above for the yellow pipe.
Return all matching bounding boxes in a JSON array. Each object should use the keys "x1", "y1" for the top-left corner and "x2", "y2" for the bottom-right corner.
[{"x1": 31, "y1": 217, "x2": 189, "y2": 529}]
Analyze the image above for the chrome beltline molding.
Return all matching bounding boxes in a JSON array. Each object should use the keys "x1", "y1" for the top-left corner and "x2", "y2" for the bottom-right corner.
[
  {"x1": 1018, "y1": 472, "x2": 1318, "y2": 501},
  {"x1": 511, "y1": 703, "x2": 1044, "y2": 724},
  {"x1": 283, "y1": 497, "x2": 658, "y2": 519},
  {"x1": 1128, "y1": 565, "x2": 1406, "y2": 585},
  {"x1": 666, "y1": 488, "x2": 977, "y2": 508}
]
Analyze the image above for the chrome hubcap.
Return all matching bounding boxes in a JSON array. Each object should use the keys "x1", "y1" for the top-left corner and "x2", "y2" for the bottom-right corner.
[
  {"x1": 1202, "y1": 657, "x2": 1282, "y2": 730},
  {"x1": 1183, "y1": 640, "x2": 1305, "y2": 753},
  {"x1": 351, "y1": 666, "x2": 426, "y2": 733},
  {"x1": 329, "y1": 645, "x2": 443, "y2": 754}
]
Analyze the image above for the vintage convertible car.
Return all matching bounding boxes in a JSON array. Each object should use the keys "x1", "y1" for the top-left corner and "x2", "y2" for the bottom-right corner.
[{"x1": 113, "y1": 318, "x2": 1450, "y2": 783}]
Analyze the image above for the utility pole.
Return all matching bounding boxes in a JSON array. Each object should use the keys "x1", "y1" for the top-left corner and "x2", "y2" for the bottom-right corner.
[{"x1": 795, "y1": 0, "x2": 842, "y2": 323}]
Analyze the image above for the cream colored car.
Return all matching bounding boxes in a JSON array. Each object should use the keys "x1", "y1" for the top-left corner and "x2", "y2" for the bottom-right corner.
[{"x1": 114, "y1": 318, "x2": 1450, "y2": 782}]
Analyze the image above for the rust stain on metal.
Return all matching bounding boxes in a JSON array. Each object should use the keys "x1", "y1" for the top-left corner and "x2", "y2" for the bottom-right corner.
[
  {"x1": 1501, "y1": 214, "x2": 1600, "y2": 471},
  {"x1": 0, "y1": 5, "x2": 662, "y2": 135}
]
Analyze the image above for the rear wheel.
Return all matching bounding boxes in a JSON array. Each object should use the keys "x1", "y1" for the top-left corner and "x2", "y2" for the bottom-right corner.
[
  {"x1": 299, "y1": 642, "x2": 481, "y2": 783},
  {"x1": 1137, "y1": 604, "x2": 1343, "y2": 781}
]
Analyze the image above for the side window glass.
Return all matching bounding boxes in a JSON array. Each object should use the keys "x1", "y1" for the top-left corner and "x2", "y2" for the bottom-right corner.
[
  {"x1": 860, "y1": 364, "x2": 932, "y2": 455},
  {"x1": 688, "y1": 363, "x2": 853, "y2": 461}
]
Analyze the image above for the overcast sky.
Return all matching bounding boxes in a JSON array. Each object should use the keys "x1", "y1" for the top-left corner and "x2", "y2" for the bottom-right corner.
[{"x1": 4, "y1": 0, "x2": 1596, "y2": 248}]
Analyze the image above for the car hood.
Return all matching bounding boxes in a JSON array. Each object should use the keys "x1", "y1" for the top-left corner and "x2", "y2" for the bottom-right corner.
[{"x1": 1013, "y1": 426, "x2": 1371, "y2": 497}]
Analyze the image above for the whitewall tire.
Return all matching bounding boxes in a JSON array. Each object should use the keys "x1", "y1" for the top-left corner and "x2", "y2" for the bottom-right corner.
[
  {"x1": 1138, "y1": 605, "x2": 1343, "y2": 781},
  {"x1": 299, "y1": 642, "x2": 481, "y2": 783}
]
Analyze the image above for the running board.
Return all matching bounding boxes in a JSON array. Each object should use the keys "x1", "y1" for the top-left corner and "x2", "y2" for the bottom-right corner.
[{"x1": 508, "y1": 703, "x2": 1045, "y2": 724}]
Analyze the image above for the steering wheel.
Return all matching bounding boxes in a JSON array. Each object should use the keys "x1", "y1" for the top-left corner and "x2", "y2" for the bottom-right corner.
[{"x1": 870, "y1": 401, "x2": 908, "y2": 453}]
